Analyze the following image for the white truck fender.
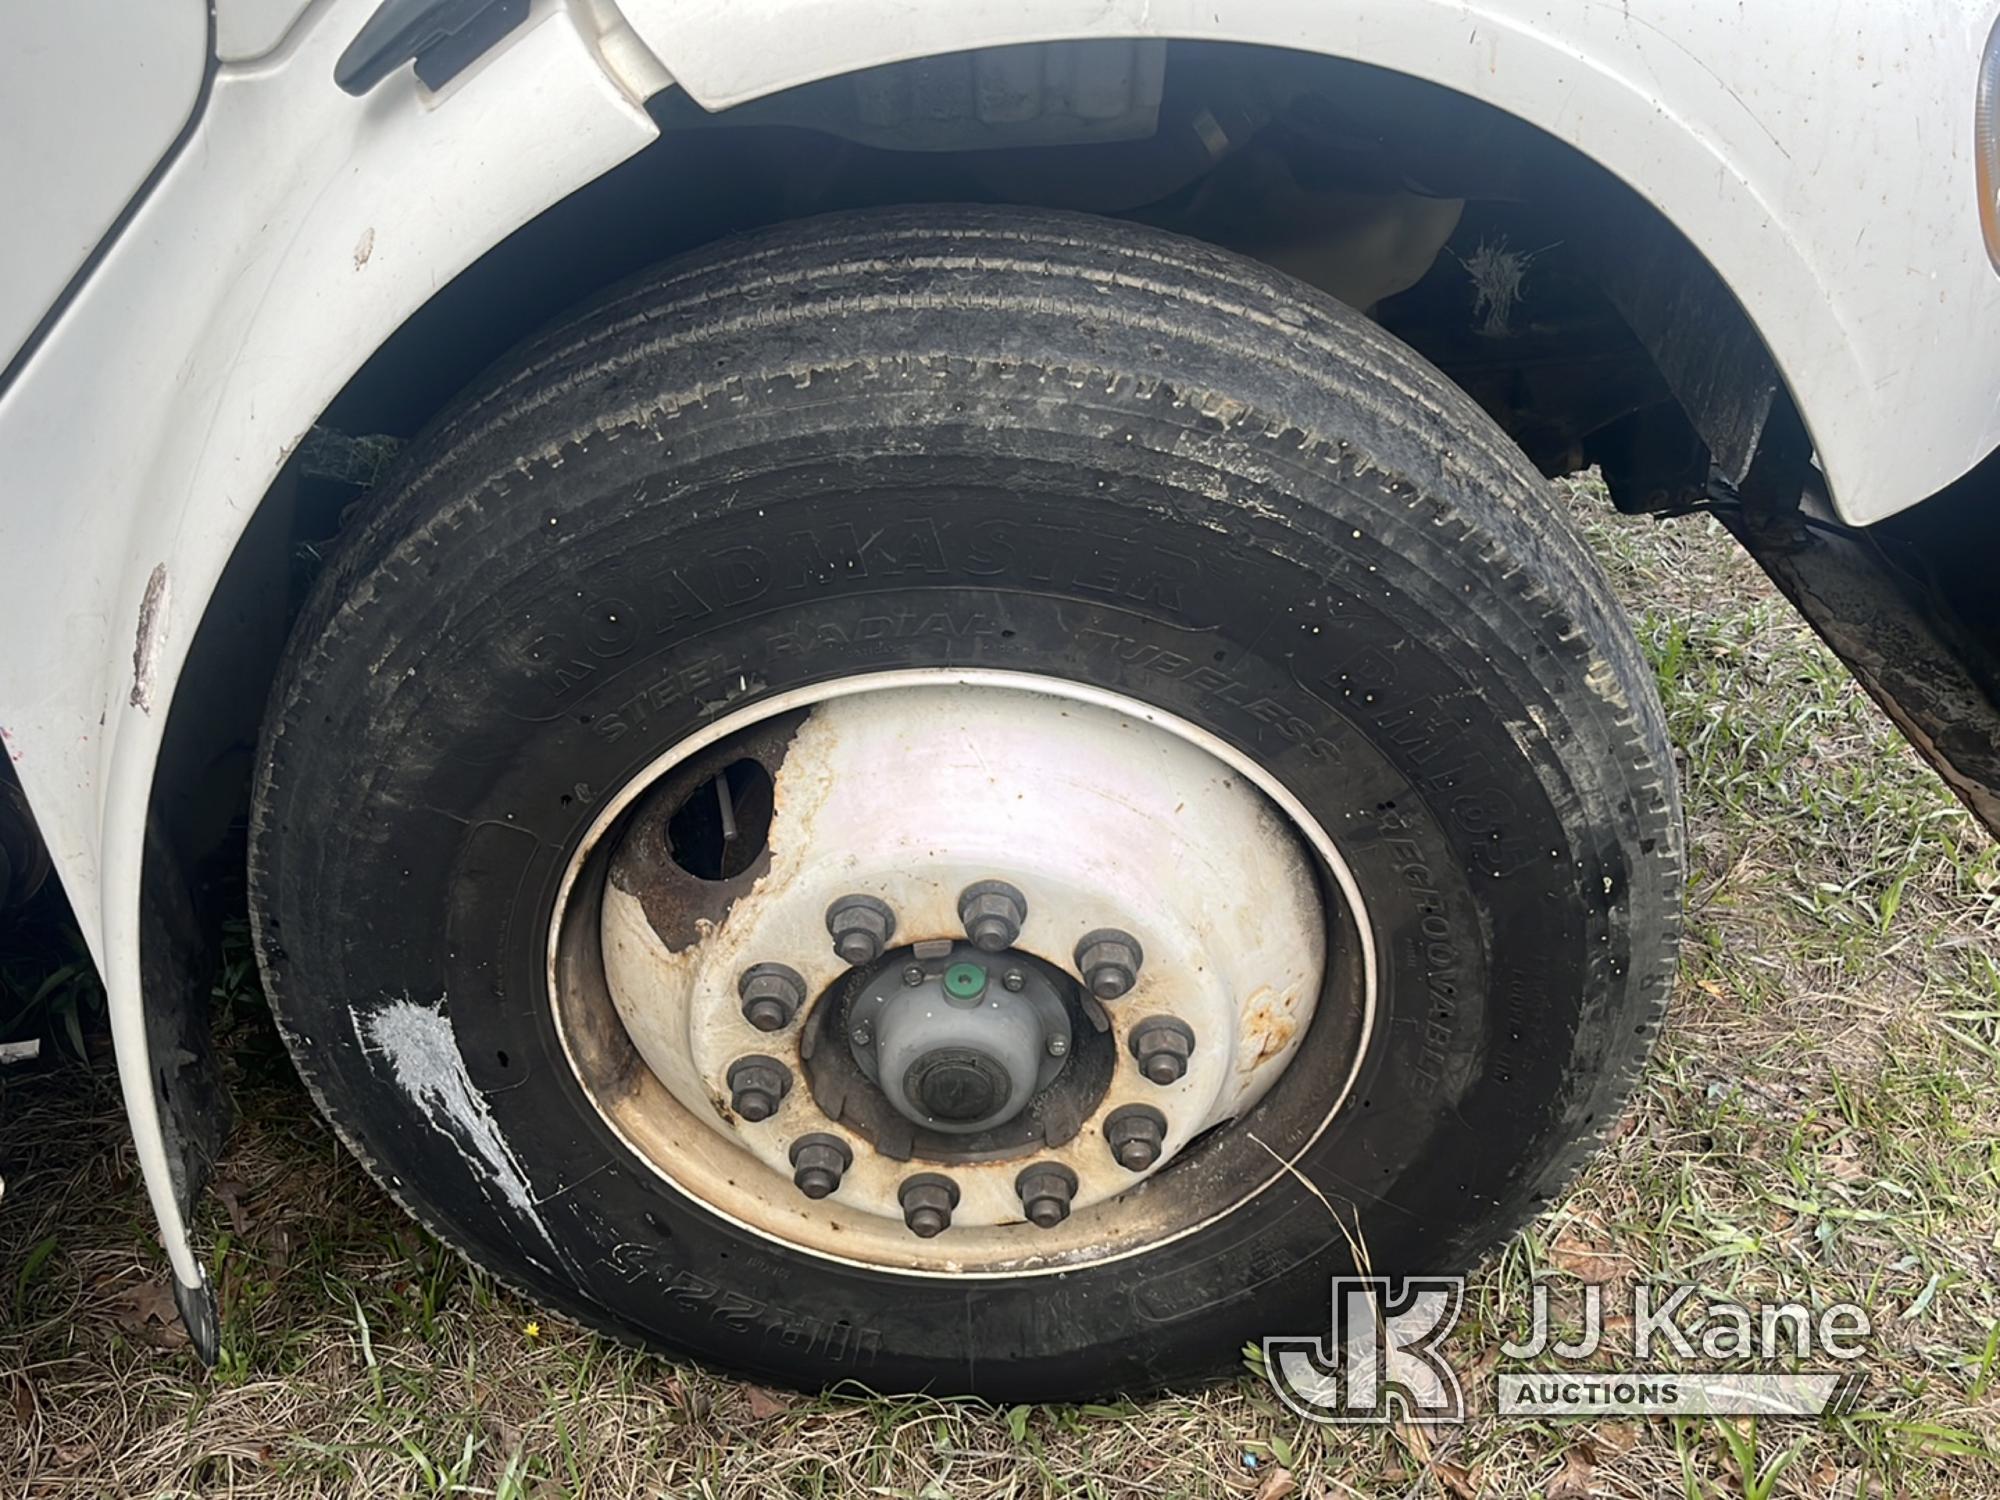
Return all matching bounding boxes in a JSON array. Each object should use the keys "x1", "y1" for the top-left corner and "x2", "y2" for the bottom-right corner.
[
  {"x1": 0, "y1": 0, "x2": 664, "y2": 1341},
  {"x1": 617, "y1": 0, "x2": 2000, "y2": 531}
]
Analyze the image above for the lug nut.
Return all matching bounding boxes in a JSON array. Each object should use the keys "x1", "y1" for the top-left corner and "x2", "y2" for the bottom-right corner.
[
  {"x1": 958, "y1": 880, "x2": 1028, "y2": 953},
  {"x1": 1129, "y1": 1015, "x2": 1196, "y2": 1085},
  {"x1": 788, "y1": 1133, "x2": 854, "y2": 1199},
  {"x1": 826, "y1": 894, "x2": 895, "y2": 966},
  {"x1": 1075, "y1": 929, "x2": 1144, "y2": 1000},
  {"x1": 737, "y1": 962, "x2": 807, "y2": 1032},
  {"x1": 1016, "y1": 1162, "x2": 1079, "y2": 1228},
  {"x1": 1105, "y1": 1105, "x2": 1168, "y2": 1172},
  {"x1": 899, "y1": 1173, "x2": 961, "y2": 1238},
  {"x1": 726, "y1": 1054, "x2": 792, "y2": 1121}
]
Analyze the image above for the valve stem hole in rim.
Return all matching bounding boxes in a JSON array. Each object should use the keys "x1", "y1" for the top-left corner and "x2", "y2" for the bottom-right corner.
[{"x1": 665, "y1": 757, "x2": 774, "y2": 881}]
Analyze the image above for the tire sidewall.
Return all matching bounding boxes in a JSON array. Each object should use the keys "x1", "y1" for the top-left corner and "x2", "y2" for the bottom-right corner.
[
  {"x1": 254, "y1": 211, "x2": 1670, "y2": 1397},
  {"x1": 260, "y1": 449, "x2": 1621, "y2": 1398}
]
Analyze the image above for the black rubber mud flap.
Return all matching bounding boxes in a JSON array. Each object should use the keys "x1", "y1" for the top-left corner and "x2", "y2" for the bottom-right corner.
[{"x1": 141, "y1": 821, "x2": 228, "y2": 1364}]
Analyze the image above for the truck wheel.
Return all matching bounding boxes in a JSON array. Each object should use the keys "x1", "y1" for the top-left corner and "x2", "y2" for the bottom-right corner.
[{"x1": 249, "y1": 206, "x2": 1681, "y2": 1397}]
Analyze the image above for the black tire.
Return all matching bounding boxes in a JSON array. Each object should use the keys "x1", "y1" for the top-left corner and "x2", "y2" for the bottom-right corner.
[{"x1": 249, "y1": 206, "x2": 1681, "y2": 1398}]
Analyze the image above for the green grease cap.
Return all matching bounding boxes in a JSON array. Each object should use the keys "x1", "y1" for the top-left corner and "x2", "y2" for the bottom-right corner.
[{"x1": 942, "y1": 961, "x2": 988, "y2": 1000}]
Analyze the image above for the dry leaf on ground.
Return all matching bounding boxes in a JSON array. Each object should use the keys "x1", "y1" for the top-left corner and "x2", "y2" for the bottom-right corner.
[
  {"x1": 108, "y1": 1277, "x2": 188, "y2": 1348},
  {"x1": 743, "y1": 1386, "x2": 792, "y2": 1421},
  {"x1": 1546, "y1": 1446, "x2": 1596, "y2": 1498}
]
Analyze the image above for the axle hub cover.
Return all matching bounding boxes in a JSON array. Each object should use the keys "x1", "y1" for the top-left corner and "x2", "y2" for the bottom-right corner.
[{"x1": 850, "y1": 942, "x2": 1071, "y2": 1134}]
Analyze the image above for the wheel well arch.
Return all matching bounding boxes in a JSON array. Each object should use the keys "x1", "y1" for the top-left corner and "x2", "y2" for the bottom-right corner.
[
  {"x1": 322, "y1": 42, "x2": 1796, "y2": 478},
  {"x1": 165, "y1": 38, "x2": 1800, "y2": 871}
]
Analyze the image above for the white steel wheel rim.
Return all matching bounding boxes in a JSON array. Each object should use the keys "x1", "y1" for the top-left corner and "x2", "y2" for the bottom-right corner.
[{"x1": 547, "y1": 670, "x2": 1378, "y2": 1275}]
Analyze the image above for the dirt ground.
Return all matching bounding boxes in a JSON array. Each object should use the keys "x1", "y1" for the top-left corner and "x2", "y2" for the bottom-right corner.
[{"x1": 3, "y1": 478, "x2": 1997, "y2": 1498}]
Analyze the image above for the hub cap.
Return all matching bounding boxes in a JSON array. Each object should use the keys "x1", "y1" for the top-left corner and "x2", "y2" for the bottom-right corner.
[
  {"x1": 548, "y1": 672, "x2": 1375, "y2": 1273},
  {"x1": 849, "y1": 942, "x2": 1072, "y2": 1136}
]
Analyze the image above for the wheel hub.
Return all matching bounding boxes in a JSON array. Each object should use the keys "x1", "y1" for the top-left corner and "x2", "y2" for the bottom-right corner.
[
  {"x1": 847, "y1": 942, "x2": 1073, "y2": 1136},
  {"x1": 549, "y1": 674, "x2": 1368, "y2": 1273}
]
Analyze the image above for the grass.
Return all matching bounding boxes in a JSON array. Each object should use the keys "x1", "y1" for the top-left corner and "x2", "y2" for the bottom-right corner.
[{"x1": 4, "y1": 476, "x2": 1999, "y2": 1497}]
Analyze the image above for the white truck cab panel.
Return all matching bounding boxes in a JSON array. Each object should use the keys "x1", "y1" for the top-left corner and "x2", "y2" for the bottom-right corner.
[{"x1": 0, "y1": 1, "x2": 208, "y2": 369}]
